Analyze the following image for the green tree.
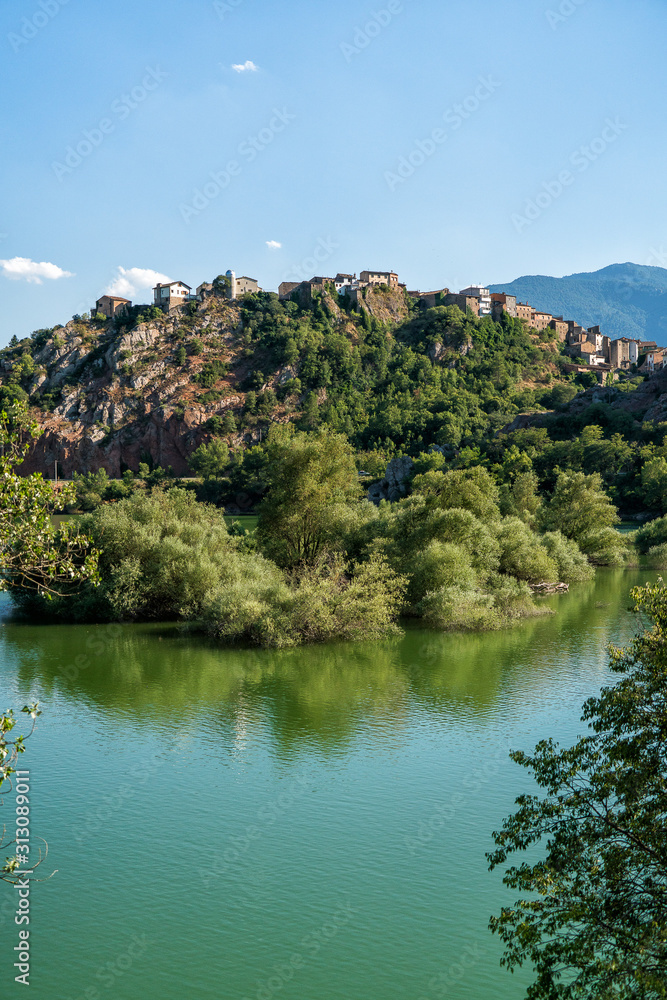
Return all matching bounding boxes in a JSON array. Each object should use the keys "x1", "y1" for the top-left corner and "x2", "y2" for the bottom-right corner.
[
  {"x1": 257, "y1": 429, "x2": 361, "y2": 566},
  {"x1": 0, "y1": 404, "x2": 98, "y2": 594},
  {"x1": 412, "y1": 467, "x2": 501, "y2": 523},
  {"x1": 176, "y1": 345, "x2": 186, "y2": 366},
  {"x1": 539, "y1": 471, "x2": 619, "y2": 547},
  {"x1": 221, "y1": 412, "x2": 236, "y2": 434},
  {"x1": 13, "y1": 489, "x2": 234, "y2": 623},
  {"x1": 489, "y1": 580, "x2": 667, "y2": 999},
  {"x1": 189, "y1": 438, "x2": 230, "y2": 479},
  {"x1": 641, "y1": 457, "x2": 667, "y2": 511},
  {"x1": 301, "y1": 391, "x2": 320, "y2": 430}
]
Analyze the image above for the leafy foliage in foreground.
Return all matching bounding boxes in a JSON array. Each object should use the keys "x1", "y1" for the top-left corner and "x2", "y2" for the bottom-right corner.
[
  {"x1": 488, "y1": 580, "x2": 667, "y2": 999},
  {"x1": 1, "y1": 704, "x2": 45, "y2": 884},
  {"x1": 0, "y1": 403, "x2": 98, "y2": 594}
]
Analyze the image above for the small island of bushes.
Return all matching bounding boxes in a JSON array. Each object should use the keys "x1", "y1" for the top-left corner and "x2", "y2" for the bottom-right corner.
[{"x1": 11, "y1": 427, "x2": 641, "y2": 647}]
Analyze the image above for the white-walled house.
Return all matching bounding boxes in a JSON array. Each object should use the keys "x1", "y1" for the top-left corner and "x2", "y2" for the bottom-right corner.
[
  {"x1": 460, "y1": 285, "x2": 492, "y2": 316},
  {"x1": 153, "y1": 281, "x2": 192, "y2": 309}
]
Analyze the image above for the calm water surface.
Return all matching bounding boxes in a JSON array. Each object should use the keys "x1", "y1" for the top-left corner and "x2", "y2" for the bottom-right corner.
[{"x1": 0, "y1": 570, "x2": 655, "y2": 1000}]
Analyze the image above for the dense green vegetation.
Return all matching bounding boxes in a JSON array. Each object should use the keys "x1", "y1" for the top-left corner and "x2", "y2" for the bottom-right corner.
[
  {"x1": 3, "y1": 282, "x2": 666, "y2": 519},
  {"x1": 6, "y1": 282, "x2": 667, "y2": 641},
  {"x1": 13, "y1": 427, "x2": 635, "y2": 645},
  {"x1": 489, "y1": 579, "x2": 667, "y2": 998},
  {"x1": 0, "y1": 402, "x2": 98, "y2": 595},
  {"x1": 179, "y1": 290, "x2": 666, "y2": 518}
]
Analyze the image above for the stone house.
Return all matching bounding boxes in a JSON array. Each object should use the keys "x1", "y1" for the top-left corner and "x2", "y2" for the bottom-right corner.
[
  {"x1": 531, "y1": 310, "x2": 554, "y2": 332},
  {"x1": 94, "y1": 295, "x2": 131, "y2": 319},
  {"x1": 360, "y1": 270, "x2": 399, "y2": 288},
  {"x1": 490, "y1": 293, "x2": 517, "y2": 319},
  {"x1": 442, "y1": 292, "x2": 480, "y2": 316},
  {"x1": 609, "y1": 338, "x2": 640, "y2": 369},
  {"x1": 278, "y1": 281, "x2": 301, "y2": 301},
  {"x1": 334, "y1": 273, "x2": 355, "y2": 293},
  {"x1": 410, "y1": 288, "x2": 450, "y2": 308},
  {"x1": 235, "y1": 276, "x2": 260, "y2": 296},
  {"x1": 548, "y1": 317, "x2": 568, "y2": 341},
  {"x1": 639, "y1": 349, "x2": 665, "y2": 373},
  {"x1": 516, "y1": 302, "x2": 533, "y2": 324},
  {"x1": 278, "y1": 276, "x2": 334, "y2": 306}
]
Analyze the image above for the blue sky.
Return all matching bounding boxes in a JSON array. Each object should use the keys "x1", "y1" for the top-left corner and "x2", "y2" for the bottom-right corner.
[{"x1": 1, "y1": 0, "x2": 665, "y2": 344}]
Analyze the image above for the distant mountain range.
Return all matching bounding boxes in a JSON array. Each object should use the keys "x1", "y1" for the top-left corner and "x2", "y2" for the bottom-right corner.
[{"x1": 489, "y1": 262, "x2": 667, "y2": 344}]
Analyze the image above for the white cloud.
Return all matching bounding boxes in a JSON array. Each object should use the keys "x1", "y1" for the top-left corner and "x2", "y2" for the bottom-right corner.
[
  {"x1": 232, "y1": 60, "x2": 258, "y2": 73},
  {"x1": 0, "y1": 256, "x2": 74, "y2": 284},
  {"x1": 106, "y1": 266, "x2": 172, "y2": 300},
  {"x1": 266, "y1": 241, "x2": 282, "y2": 250}
]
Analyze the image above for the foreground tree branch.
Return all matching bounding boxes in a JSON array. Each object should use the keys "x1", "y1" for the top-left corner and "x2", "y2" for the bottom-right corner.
[
  {"x1": 488, "y1": 580, "x2": 667, "y2": 999},
  {"x1": 0, "y1": 402, "x2": 99, "y2": 596}
]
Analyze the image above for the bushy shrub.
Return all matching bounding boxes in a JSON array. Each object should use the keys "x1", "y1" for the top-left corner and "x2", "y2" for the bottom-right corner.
[
  {"x1": 635, "y1": 515, "x2": 667, "y2": 553},
  {"x1": 486, "y1": 574, "x2": 540, "y2": 621},
  {"x1": 71, "y1": 468, "x2": 136, "y2": 511},
  {"x1": 189, "y1": 438, "x2": 230, "y2": 479},
  {"x1": 643, "y1": 542, "x2": 667, "y2": 569},
  {"x1": 540, "y1": 531, "x2": 594, "y2": 582},
  {"x1": 412, "y1": 467, "x2": 501, "y2": 523},
  {"x1": 193, "y1": 359, "x2": 228, "y2": 388},
  {"x1": 418, "y1": 575, "x2": 541, "y2": 632},
  {"x1": 404, "y1": 540, "x2": 476, "y2": 609},
  {"x1": 496, "y1": 518, "x2": 558, "y2": 583},
  {"x1": 539, "y1": 472, "x2": 619, "y2": 543},
  {"x1": 577, "y1": 526, "x2": 629, "y2": 566},
  {"x1": 13, "y1": 489, "x2": 235, "y2": 622},
  {"x1": 201, "y1": 555, "x2": 406, "y2": 647},
  {"x1": 418, "y1": 585, "x2": 498, "y2": 631}
]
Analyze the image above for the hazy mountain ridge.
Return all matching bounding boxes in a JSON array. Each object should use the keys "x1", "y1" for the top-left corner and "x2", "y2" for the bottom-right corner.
[{"x1": 490, "y1": 262, "x2": 667, "y2": 343}]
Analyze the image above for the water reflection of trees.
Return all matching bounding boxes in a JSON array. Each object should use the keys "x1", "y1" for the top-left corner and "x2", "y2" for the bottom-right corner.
[{"x1": 0, "y1": 570, "x2": 652, "y2": 753}]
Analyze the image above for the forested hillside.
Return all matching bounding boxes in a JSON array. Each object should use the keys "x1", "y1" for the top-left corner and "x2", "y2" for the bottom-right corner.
[{"x1": 3, "y1": 278, "x2": 667, "y2": 520}]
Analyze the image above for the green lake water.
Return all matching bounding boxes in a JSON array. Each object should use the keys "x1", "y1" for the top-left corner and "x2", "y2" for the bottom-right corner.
[{"x1": 0, "y1": 569, "x2": 656, "y2": 999}]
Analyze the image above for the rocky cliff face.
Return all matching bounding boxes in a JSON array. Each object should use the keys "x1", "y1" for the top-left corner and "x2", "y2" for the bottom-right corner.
[
  {"x1": 6, "y1": 284, "x2": 411, "y2": 479},
  {"x1": 9, "y1": 293, "x2": 251, "y2": 477}
]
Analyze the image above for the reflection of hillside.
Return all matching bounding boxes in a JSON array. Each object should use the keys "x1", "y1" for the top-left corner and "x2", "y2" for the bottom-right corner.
[{"x1": 1, "y1": 571, "x2": 655, "y2": 754}]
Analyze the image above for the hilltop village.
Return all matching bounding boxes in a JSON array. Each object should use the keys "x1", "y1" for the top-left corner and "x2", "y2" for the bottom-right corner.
[
  {"x1": 8, "y1": 258, "x2": 667, "y2": 489},
  {"x1": 93, "y1": 267, "x2": 665, "y2": 381}
]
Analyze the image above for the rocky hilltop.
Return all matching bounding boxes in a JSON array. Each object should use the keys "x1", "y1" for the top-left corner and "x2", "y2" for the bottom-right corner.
[{"x1": 3, "y1": 283, "x2": 411, "y2": 478}]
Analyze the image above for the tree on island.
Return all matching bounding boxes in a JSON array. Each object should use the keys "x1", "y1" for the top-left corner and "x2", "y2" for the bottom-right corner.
[
  {"x1": 488, "y1": 580, "x2": 667, "y2": 999},
  {"x1": 257, "y1": 427, "x2": 362, "y2": 567}
]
